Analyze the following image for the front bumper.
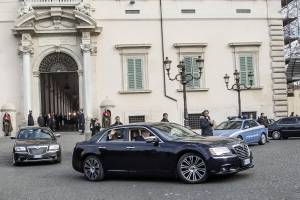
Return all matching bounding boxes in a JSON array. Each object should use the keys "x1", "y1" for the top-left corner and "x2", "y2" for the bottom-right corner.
[
  {"x1": 207, "y1": 153, "x2": 254, "y2": 175},
  {"x1": 14, "y1": 150, "x2": 60, "y2": 163}
]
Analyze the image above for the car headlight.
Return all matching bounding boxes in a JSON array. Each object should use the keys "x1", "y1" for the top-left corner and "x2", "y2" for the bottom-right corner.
[
  {"x1": 49, "y1": 144, "x2": 60, "y2": 150},
  {"x1": 15, "y1": 146, "x2": 26, "y2": 152},
  {"x1": 209, "y1": 147, "x2": 231, "y2": 156}
]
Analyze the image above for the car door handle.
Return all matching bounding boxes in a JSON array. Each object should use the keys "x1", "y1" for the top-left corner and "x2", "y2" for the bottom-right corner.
[
  {"x1": 126, "y1": 146, "x2": 135, "y2": 149},
  {"x1": 98, "y1": 146, "x2": 106, "y2": 149}
]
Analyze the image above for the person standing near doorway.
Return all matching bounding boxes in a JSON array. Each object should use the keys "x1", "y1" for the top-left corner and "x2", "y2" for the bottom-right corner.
[
  {"x1": 27, "y1": 110, "x2": 34, "y2": 126},
  {"x1": 37, "y1": 113, "x2": 45, "y2": 127},
  {"x1": 161, "y1": 113, "x2": 169, "y2": 122},
  {"x1": 2, "y1": 112, "x2": 13, "y2": 136},
  {"x1": 78, "y1": 109, "x2": 85, "y2": 134},
  {"x1": 111, "y1": 116, "x2": 123, "y2": 126}
]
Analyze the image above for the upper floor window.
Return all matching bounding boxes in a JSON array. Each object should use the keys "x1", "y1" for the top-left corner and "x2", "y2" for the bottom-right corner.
[
  {"x1": 238, "y1": 53, "x2": 256, "y2": 87},
  {"x1": 115, "y1": 44, "x2": 151, "y2": 93},
  {"x1": 126, "y1": 56, "x2": 145, "y2": 91},
  {"x1": 183, "y1": 55, "x2": 203, "y2": 89}
]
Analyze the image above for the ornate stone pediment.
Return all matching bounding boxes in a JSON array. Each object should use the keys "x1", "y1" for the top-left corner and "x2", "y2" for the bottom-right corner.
[{"x1": 13, "y1": 7, "x2": 102, "y2": 35}]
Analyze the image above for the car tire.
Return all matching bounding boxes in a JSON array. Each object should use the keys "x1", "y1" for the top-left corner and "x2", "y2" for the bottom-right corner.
[
  {"x1": 258, "y1": 134, "x2": 267, "y2": 145},
  {"x1": 272, "y1": 131, "x2": 281, "y2": 140},
  {"x1": 56, "y1": 155, "x2": 62, "y2": 164},
  {"x1": 12, "y1": 153, "x2": 19, "y2": 166},
  {"x1": 177, "y1": 153, "x2": 208, "y2": 184},
  {"x1": 83, "y1": 156, "x2": 104, "y2": 181}
]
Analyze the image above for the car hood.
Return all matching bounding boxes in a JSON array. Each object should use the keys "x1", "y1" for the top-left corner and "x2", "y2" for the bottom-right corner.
[
  {"x1": 213, "y1": 129, "x2": 240, "y2": 137},
  {"x1": 173, "y1": 135, "x2": 239, "y2": 146},
  {"x1": 15, "y1": 140, "x2": 56, "y2": 147}
]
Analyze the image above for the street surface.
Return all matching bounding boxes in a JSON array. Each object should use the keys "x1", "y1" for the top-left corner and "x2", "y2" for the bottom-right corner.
[{"x1": 0, "y1": 132, "x2": 300, "y2": 200}]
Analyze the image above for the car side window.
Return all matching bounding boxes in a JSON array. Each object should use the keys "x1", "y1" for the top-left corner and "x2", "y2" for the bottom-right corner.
[
  {"x1": 101, "y1": 128, "x2": 127, "y2": 142},
  {"x1": 249, "y1": 120, "x2": 258, "y2": 128},
  {"x1": 129, "y1": 128, "x2": 155, "y2": 142},
  {"x1": 243, "y1": 121, "x2": 250, "y2": 129},
  {"x1": 278, "y1": 118, "x2": 297, "y2": 125}
]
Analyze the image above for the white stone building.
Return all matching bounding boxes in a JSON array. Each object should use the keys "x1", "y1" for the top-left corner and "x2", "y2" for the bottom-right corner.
[{"x1": 0, "y1": 0, "x2": 287, "y2": 136}]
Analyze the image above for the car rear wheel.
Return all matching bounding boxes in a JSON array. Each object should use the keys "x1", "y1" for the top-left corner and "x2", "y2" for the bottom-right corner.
[
  {"x1": 258, "y1": 134, "x2": 267, "y2": 145},
  {"x1": 12, "y1": 153, "x2": 19, "y2": 166},
  {"x1": 272, "y1": 131, "x2": 281, "y2": 140},
  {"x1": 83, "y1": 156, "x2": 104, "y2": 181},
  {"x1": 177, "y1": 153, "x2": 208, "y2": 184}
]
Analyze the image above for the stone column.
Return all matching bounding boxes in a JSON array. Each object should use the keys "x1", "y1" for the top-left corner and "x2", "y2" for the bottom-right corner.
[
  {"x1": 78, "y1": 70, "x2": 84, "y2": 110},
  {"x1": 32, "y1": 71, "x2": 42, "y2": 118},
  {"x1": 81, "y1": 32, "x2": 97, "y2": 137},
  {"x1": 19, "y1": 33, "x2": 34, "y2": 121}
]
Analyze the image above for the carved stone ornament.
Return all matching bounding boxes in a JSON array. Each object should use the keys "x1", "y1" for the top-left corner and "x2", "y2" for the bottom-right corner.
[
  {"x1": 19, "y1": 33, "x2": 34, "y2": 54},
  {"x1": 39, "y1": 52, "x2": 78, "y2": 73},
  {"x1": 19, "y1": 45, "x2": 34, "y2": 54},
  {"x1": 18, "y1": 1, "x2": 34, "y2": 18},
  {"x1": 75, "y1": 3, "x2": 94, "y2": 16},
  {"x1": 80, "y1": 43, "x2": 97, "y2": 55}
]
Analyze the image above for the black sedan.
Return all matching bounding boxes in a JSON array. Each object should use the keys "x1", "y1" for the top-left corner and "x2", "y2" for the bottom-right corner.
[
  {"x1": 72, "y1": 123, "x2": 253, "y2": 183},
  {"x1": 11, "y1": 127, "x2": 62, "y2": 165},
  {"x1": 268, "y1": 117, "x2": 300, "y2": 139}
]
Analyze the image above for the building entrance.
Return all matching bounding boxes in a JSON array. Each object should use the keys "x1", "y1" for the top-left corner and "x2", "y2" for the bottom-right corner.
[{"x1": 39, "y1": 52, "x2": 80, "y2": 131}]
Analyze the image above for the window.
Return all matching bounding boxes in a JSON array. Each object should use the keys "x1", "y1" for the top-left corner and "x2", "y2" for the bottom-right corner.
[
  {"x1": 183, "y1": 56, "x2": 203, "y2": 89},
  {"x1": 249, "y1": 120, "x2": 259, "y2": 128},
  {"x1": 102, "y1": 128, "x2": 127, "y2": 142},
  {"x1": 188, "y1": 113, "x2": 202, "y2": 129},
  {"x1": 242, "y1": 111, "x2": 257, "y2": 119},
  {"x1": 128, "y1": 128, "x2": 154, "y2": 142},
  {"x1": 181, "y1": 9, "x2": 196, "y2": 14},
  {"x1": 125, "y1": 10, "x2": 140, "y2": 14},
  {"x1": 238, "y1": 53, "x2": 256, "y2": 86},
  {"x1": 243, "y1": 121, "x2": 250, "y2": 129},
  {"x1": 278, "y1": 118, "x2": 297, "y2": 125},
  {"x1": 129, "y1": 115, "x2": 145, "y2": 123},
  {"x1": 127, "y1": 56, "x2": 144, "y2": 90}
]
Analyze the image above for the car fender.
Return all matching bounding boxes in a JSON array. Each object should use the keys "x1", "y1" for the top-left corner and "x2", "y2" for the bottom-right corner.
[{"x1": 176, "y1": 143, "x2": 211, "y2": 161}]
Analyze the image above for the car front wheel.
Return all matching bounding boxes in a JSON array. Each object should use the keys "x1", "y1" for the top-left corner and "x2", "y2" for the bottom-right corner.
[
  {"x1": 272, "y1": 131, "x2": 281, "y2": 140},
  {"x1": 259, "y1": 134, "x2": 267, "y2": 145},
  {"x1": 83, "y1": 156, "x2": 104, "y2": 181},
  {"x1": 177, "y1": 153, "x2": 208, "y2": 184},
  {"x1": 12, "y1": 153, "x2": 19, "y2": 166}
]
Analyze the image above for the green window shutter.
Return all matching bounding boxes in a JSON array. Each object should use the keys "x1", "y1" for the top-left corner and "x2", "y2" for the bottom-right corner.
[
  {"x1": 127, "y1": 58, "x2": 135, "y2": 90},
  {"x1": 192, "y1": 57, "x2": 200, "y2": 87},
  {"x1": 246, "y1": 56, "x2": 255, "y2": 86},
  {"x1": 239, "y1": 56, "x2": 247, "y2": 85},
  {"x1": 184, "y1": 57, "x2": 193, "y2": 88},
  {"x1": 135, "y1": 58, "x2": 144, "y2": 90}
]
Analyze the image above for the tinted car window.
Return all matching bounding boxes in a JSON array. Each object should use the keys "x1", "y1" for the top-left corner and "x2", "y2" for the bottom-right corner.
[
  {"x1": 152, "y1": 123, "x2": 199, "y2": 140},
  {"x1": 101, "y1": 128, "x2": 127, "y2": 142},
  {"x1": 129, "y1": 128, "x2": 155, "y2": 142},
  {"x1": 215, "y1": 121, "x2": 242, "y2": 130},
  {"x1": 278, "y1": 118, "x2": 297, "y2": 124},
  {"x1": 17, "y1": 129, "x2": 53, "y2": 140},
  {"x1": 249, "y1": 120, "x2": 259, "y2": 128},
  {"x1": 243, "y1": 121, "x2": 250, "y2": 129}
]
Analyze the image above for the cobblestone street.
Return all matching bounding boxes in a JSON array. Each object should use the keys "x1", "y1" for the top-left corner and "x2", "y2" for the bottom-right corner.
[{"x1": 0, "y1": 132, "x2": 300, "y2": 200}]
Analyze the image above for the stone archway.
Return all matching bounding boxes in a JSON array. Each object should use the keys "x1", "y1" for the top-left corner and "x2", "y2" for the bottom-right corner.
[{"x1": 39, "y1": 53, "x2": 80, "y2": 127}]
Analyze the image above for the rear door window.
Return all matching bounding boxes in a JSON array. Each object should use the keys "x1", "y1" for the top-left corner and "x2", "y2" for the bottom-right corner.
[
  {"x1": 101, "y1": 128, "x2": 128, "y2": 142},
  {"x1": 278, "y1": 118, "x2": 297, "y2": 125},
  {"x1": 249, "y1": 120, "x2": 259, "y2": 128}
]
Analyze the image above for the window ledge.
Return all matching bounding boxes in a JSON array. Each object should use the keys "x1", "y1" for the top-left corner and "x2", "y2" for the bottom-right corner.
[
  {"x1": 119, "y1": 90, "x2": 152, "y2": 94},
  {"x1": 177, "y1": 88, "x2": 209, "y2": 92},
  {"x1": 248, "y1": 86, "x2": 263, "y2": 90},
  {"x1": 228, "y1": 42, "x2": 262, "y2": 47}
]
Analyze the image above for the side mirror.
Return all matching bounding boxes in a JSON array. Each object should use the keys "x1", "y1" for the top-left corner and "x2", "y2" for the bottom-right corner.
[
  {"x1": 10, "y1": 136, "x2": 16, "y2": 140},
  {"x1": 55, "y1": 134, "x2": 61, "y2": 138},
  {"x1": 145, "y1": 136, "x2": 159, "y2": 146},
  {"x1": 244, "y1": 125, "x2": 250, "y2": 129}
]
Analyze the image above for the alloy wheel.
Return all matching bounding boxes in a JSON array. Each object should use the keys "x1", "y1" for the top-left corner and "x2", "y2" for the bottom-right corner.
[
  {"x1": 259, "y1": 134, "x2": 267, "y2": 145},
  {"x1": 83, "y1": 156, "x2": 103, "y2": 181},
  {"x1": 178, "y1": 154, "x2": 207, "y2": 183},
  {"x1": 272, "y1": 131, "x2": 281, "y2": 140}
]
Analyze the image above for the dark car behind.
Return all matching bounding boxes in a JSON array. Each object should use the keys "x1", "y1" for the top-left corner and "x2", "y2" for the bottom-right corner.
[
  {"x1": 268, "y1": 117, "x2": 300, "y2": 139},
  {"x1": 12, "y1": 127, "x2": 62, "y2": 165}
]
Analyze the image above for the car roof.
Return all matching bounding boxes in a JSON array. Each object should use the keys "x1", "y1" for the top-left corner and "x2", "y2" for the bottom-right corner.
[{"x1": 19, "y1": 126, "x2": 51, "y2": 131}]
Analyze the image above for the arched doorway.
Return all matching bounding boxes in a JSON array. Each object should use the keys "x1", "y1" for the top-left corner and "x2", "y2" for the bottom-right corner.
[{"x1": 39, "y1": 52, "x2": 79, "y2": 131}]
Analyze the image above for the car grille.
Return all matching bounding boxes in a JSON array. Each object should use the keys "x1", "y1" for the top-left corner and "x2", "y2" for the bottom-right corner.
[
  {"x1": 233, "y1": 143, "x2": 250, "y2": 159},
  {"x1": 27, "y1": 146, "x2": 48, "y2": 155}
]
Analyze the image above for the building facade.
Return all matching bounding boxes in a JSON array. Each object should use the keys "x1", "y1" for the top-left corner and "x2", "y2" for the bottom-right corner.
[{"x1": 0, "y1": 0, "x2": 287, "y2": 136}]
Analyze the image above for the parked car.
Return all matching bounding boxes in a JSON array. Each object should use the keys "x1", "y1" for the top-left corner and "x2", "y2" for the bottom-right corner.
[
  {"x1": 72, "y1": 122, "x2": 253, "y2": 184},
  {"x1": 213, "y1": 119, "x2": 268, "y2": 145},
  {"x1": 11, "y1": 127, "x2": 62, "y2": 165},
  {"x1": 268, "y1": 117, "x2": 300, "y2": 140}
]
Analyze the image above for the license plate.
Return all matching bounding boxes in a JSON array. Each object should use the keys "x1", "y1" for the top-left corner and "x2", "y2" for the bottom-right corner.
[
  {"x1": 33, "y1": 155, "x2": 42, "y2": 159},
  {"x1": 243, "y1": 158, "x2": 250, "y2": 166}
]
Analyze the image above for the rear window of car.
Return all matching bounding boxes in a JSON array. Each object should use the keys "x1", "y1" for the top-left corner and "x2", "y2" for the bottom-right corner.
[{"x1": 278, "y1": 118, "x2": 297, "y2": 125}]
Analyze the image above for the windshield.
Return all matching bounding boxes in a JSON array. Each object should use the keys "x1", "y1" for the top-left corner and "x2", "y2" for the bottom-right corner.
[
  {"x1": 215, "y1": 121, "x2": 242, "y2": 130},
  {"x1": 17, "y1": 129, "x2": 53, "y2": 140},
  {"x1": 152, "y1": 123, "x2": 199, "y2": 140}
]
